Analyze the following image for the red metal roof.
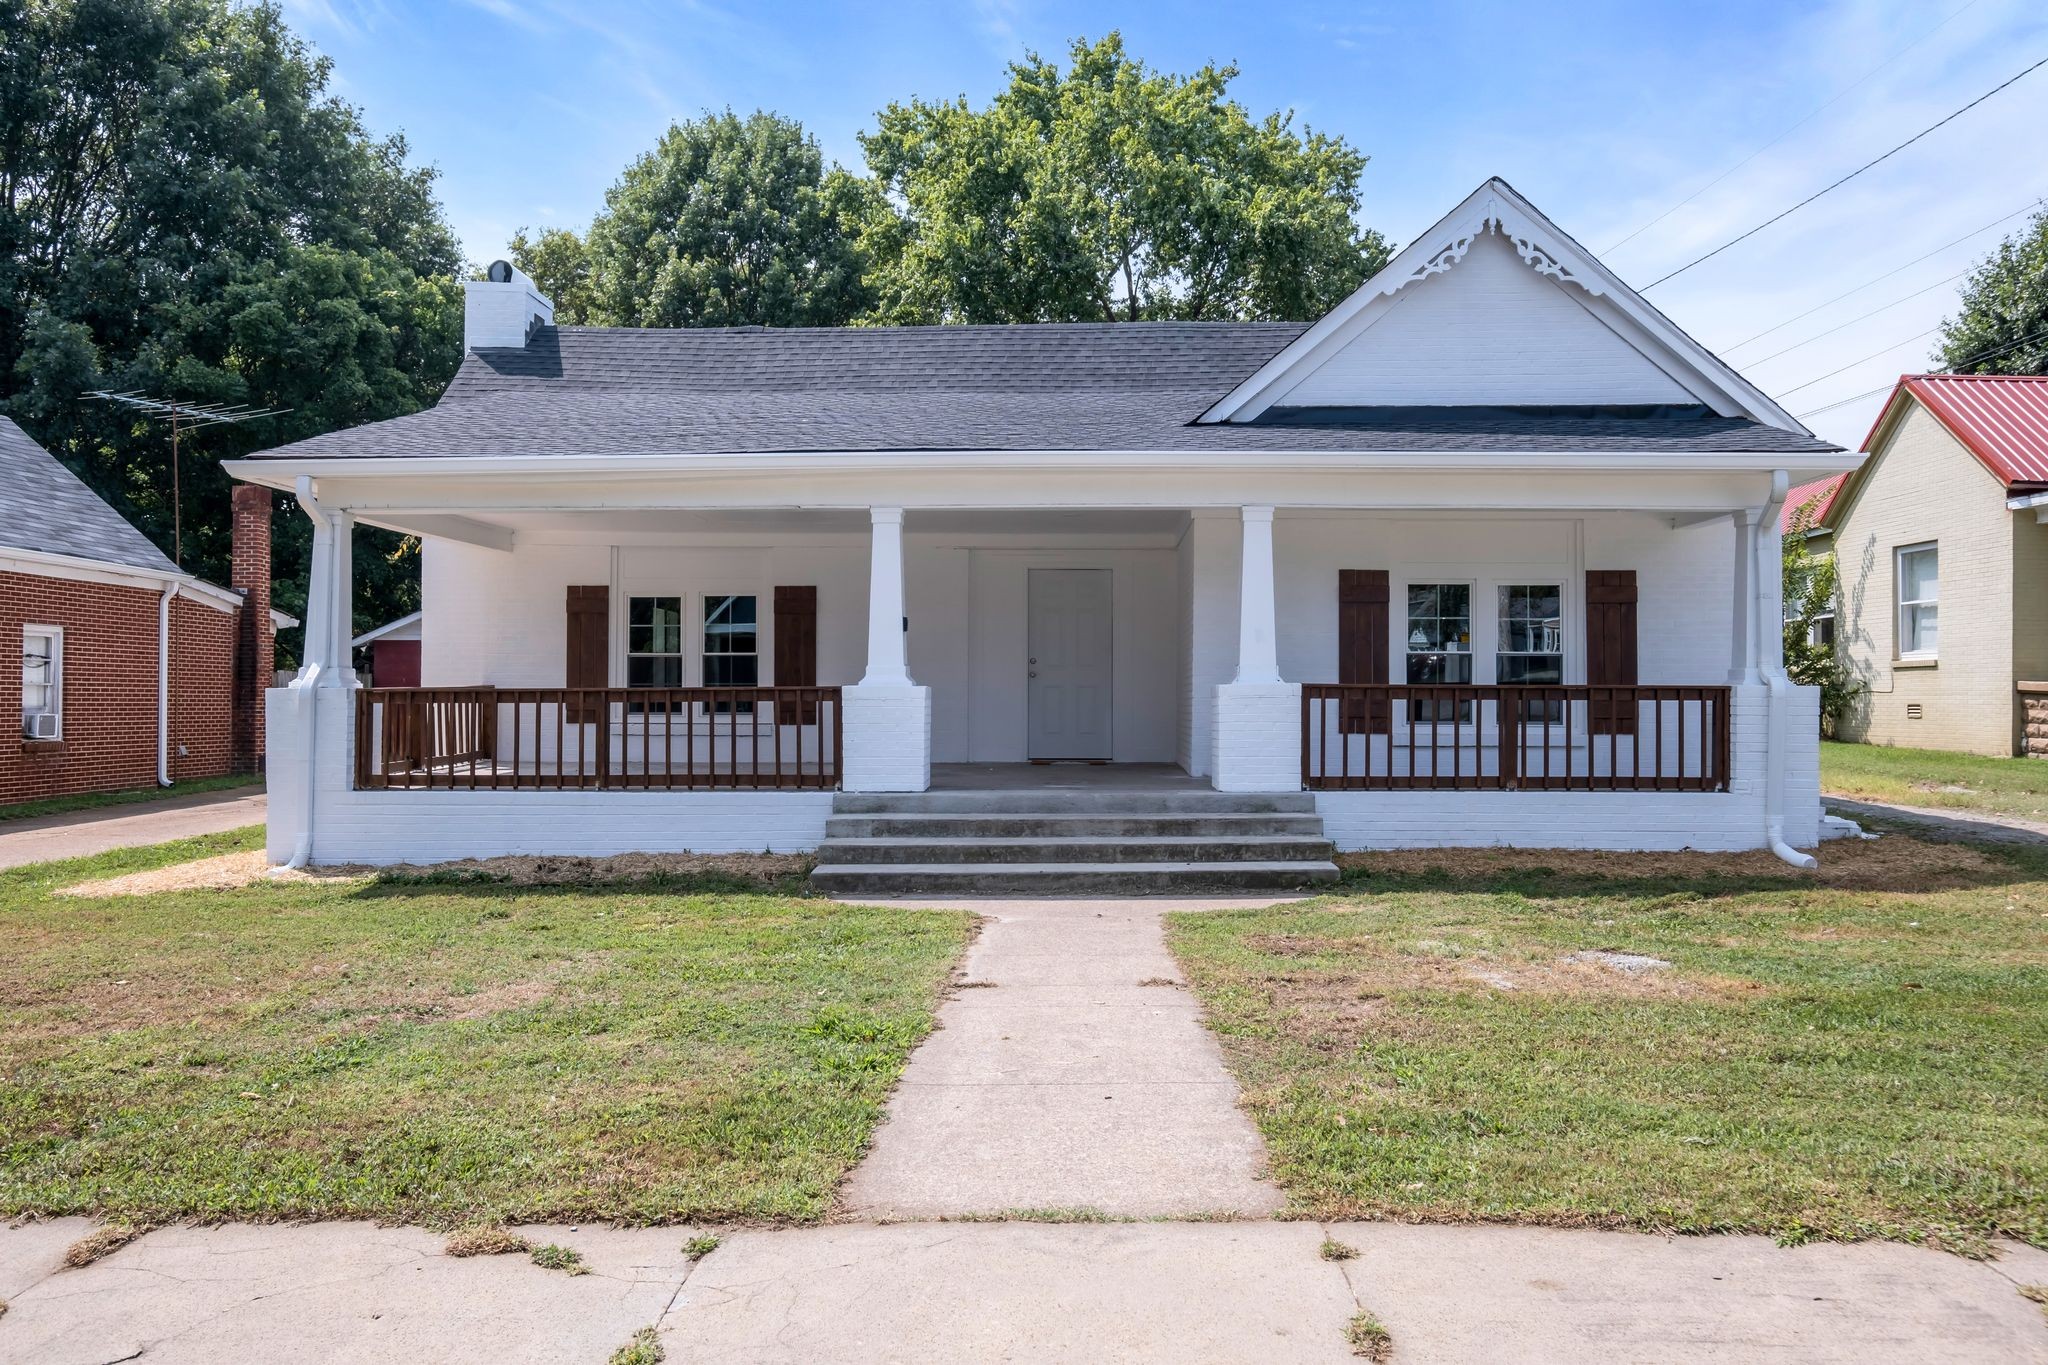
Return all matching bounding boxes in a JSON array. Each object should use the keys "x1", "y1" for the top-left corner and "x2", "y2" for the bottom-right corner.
[
  {"x1": 1862, "y1": 374, "x2": 2048, "y2": 488},
  {"x1": 1782, "y1": 475, "x2": 1845, "y2": 533}
]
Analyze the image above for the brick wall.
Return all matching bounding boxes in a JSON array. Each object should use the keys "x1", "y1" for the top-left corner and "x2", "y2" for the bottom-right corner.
[{"x1": 1, "y1": 571, "x2": 240, "y2": 806}]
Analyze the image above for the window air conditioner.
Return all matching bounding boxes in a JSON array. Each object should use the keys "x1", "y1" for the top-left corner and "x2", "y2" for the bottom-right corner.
[{"x1": 22, "y1": 713, "x2": 58, "y2": 740}]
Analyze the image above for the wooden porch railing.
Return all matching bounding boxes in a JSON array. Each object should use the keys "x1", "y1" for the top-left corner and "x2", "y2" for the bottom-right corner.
[
  {"x1": 355, "y1": 687, "x2": 843, "y2": 791},
  {"x1": 1301, "y1": 684, "x2": 1730, "y2": 792}
]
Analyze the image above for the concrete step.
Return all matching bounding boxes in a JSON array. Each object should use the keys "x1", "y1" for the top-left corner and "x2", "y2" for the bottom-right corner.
[
  {"x1": 816, "y1": 835, "x2": 1338, "y2": 865},
  {"x1": 824, "y1": 813, "x2": 1329, "y2": 839},
  {"x1": 810, "y1": 860, "x2": 1341, "y2": 897},
  {"x1": 831, "y1": 790, "x2": 1317, "y2": 816}
]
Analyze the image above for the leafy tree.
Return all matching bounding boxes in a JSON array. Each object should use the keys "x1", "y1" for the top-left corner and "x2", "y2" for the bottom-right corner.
[
  {"x1": 507, "y1": 225, "x2": 596, "y2": 324},
  {"x1": 1783, "y1": 510, "x2": 1856, "y2": 736},
  {"x1": 859, "y1": 32, "x2": 1390, "y2": 324},
  {"x1": 552, "y1": 109, "x2": 876, "y2": 328},
  {"x1": 1, "y1": 0, "x2": 464, "y2": 653},
  {"x1": 1938, "y1": 207, "x2": 2048, "y2": 375}
]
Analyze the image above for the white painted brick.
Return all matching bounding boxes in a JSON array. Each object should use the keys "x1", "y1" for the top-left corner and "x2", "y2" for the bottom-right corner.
[
  {"x1": 841, "y1": 684, "x2": 931, "y2": 793},
  {"x1": 1212, "y1": 682, "x2": 1301, "y2": 792}
]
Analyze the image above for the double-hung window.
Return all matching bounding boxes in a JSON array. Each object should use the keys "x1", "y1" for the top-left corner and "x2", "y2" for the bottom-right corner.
[
  {"x1": 1405, "y1": 584, "x2": 1473, "y2": 721},
  {"x1": 626, "y1": 596, "x2": 682, "y2": 713},
  {"x1": 702, "y1": 594, "x2": 758, "y2": 713},
  {"x1": 22, "y1": 626, "x2": 61, "y2": 740},
  {"x1": 1896, "y1": 543, "x2": 1937, "y2": 659},
  {"x1": 1497, "y1": 584, "x2": 1564, "y2": 721}
]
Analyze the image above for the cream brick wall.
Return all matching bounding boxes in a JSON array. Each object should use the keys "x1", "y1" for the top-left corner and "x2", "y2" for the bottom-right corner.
[{"x1": 1834, "y1": 401, "x2": 2019, "y2": 755}]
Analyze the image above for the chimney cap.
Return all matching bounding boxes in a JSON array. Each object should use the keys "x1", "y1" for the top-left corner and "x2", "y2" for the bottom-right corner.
[{"x1": 486, "y1": 259, "x2": 517, "y2": 284}]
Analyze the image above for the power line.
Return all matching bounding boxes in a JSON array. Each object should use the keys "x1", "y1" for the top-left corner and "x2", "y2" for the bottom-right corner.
[
  {"x1": 1790, "y1": 324, "x2": 2048, "y2": 418},
  {"x1": 1722, "y1": 193, "x2": 2046, "y2": 352},
  {"x1": 1774, "y1": 328, "x2": 1942, "y2": 399},
  {"x1": 1738, "y1": 270, "x2": 1968, "y2": 369},
  {"x1": 1604, "y1": 0, "x2": 1985, "y2": 255},
  {"x1": 1641, "y1": 53, "x2": 2048, "y2": 290}
]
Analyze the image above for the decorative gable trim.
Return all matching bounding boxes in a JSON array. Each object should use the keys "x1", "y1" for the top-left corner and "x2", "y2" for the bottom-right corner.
[{"x1": 1198, "y1": 178, "x2": 1808, "y2": 433}]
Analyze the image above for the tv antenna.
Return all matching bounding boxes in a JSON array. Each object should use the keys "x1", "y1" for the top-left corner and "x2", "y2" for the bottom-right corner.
[{"x1": 88, "y1": 392, "x2": 292, "y2": 568}]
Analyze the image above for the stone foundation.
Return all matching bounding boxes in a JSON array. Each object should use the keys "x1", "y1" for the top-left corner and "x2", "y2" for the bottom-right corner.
[{"x1": 2021, "y1": 684, "x2": 2048, "y2": 757}]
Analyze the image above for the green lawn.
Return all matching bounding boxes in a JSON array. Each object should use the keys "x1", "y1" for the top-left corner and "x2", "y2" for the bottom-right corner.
[
  {"x1": 0, "y1": 772, "x2": 262, "y2": 823},
  {"x1": 1822, "y1": 739, "x2": 2048, "y2": 822},
  {"x1": 1169, "y1": 836, "x2": 2048, "y2": 1251},
  {"x1": 0, "y1": 831, "x2": 969, "y2": 1227}
]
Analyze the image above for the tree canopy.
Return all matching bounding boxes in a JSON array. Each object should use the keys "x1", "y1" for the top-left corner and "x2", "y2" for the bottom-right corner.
[
  {"x1": 1938, "y1": 207, "x2": 2048, "y2": 376},
  {"x1": 859, "y1": 33, "x2": 1390, "y2": 324},
  {"x1": 514, "y1": 110, "x2": 876, "y2": 328},
  {"x1": 1, "y1": 0, "x2": 464, "y2": 646}
]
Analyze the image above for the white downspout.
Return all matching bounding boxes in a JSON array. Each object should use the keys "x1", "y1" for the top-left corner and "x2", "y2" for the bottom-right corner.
[
  {"x1": 281, "y1": 475, "x2": 333, "y2": 871},
  {"x1": 156, "y1": 583, "x2": 179, "y2": 787},
  {"x1": 1756, "y1": 469, "x2": 1816, "y2": 870}
]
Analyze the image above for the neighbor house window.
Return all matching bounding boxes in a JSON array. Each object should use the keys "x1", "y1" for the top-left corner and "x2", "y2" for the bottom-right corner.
[
  {"x1": 703, "y1": 594, "x2": 757, "y2": 712},
  {"x1": 1406, "y1": 583, "x2": 1472, "y2": 721},
  {"x1": 1497, "y1": 584, "x2": 1564, "y2": 721},
  {"x1": 1808, "y1": 612, "x2": 1835, "y2": 649},
  {"x1": 627, "y1": 596, "x2": 683, "y2": 687},
  {"x1": 22, "y1": 626, "x2": 61, "y2": 740},
  {"x1": 1896, "y1": 543, "x2": 1938, "y2": 659}
]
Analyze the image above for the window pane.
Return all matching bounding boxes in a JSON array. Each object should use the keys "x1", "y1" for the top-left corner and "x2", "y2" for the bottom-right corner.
[
  {"x1": 705, "y1": 595, "x2": 757, "y2": 655},
  {"x1": 704, "y1": 654, "x2": 759, "y2": 688},
  {"x1": 1900, "y1": 547, "x2": 1937, "y2": 602},
  {"x1": 1405, "y1": 652, "x2": 1475, "y2": 685},
  {"x1": 1905, "y1": 603, "x2": 1938, "y2": 655},
  {"x1": 1498, "y1": 655, "x2": 1563, "y2": 685},
  {"x1": 627, "y1": 656, "x2": 681, "y2": 688}
]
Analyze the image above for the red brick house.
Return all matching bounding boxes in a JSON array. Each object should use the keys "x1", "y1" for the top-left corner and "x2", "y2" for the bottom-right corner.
[{"x1": 1, "y1": 416, "x2": 277, "y2": 806}]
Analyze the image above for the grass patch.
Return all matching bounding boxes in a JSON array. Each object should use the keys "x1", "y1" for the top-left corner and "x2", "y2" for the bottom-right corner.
[
  {"x1": 682, "y1": 1232, "x2": 720, "y2": 1258},
  {"x1": 1823, "y1": 740, "x2": 2048, "y2": 822},
  {"x1": 0, "y1": 831, "x2": 969, "y2": 1227},
  {"x1": 1319, "y1": 1236, "x2": 1358, "y2": 1261},
  {"x1": 63, "y1": 1223, "x2": 143, "y2": 1267},
  {"x1": 0, "y1": 773, "x2": 260, "y2": 823},
  {"x1": 609, "y1": 1327, "x2": 664, "y2": 1365},
  {"x1": 1345, "y1": 1309, "x2": 1392, "y2": 1360},
  {"x1": 445, "y1": 1227, "x2": 530, "y2": 1257},
  {"x1": 1169, "y1": 833, "x2": 2048, "y2": 1250},
  {"x1": 530, "y1": 1243, "x2": 588, "y2": 1275}
]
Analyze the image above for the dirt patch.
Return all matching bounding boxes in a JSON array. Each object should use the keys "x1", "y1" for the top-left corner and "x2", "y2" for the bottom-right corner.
[
  {"x1": 1335, "y1": 833, "x2": 1997, "y2": 892},
  {"x1": 445, "y1": 1226, "x2": 531, "y2": 1257},
  {"x1": 1243, "y1": 933, "x2": 1352, "y2": 957},
  {"x1": 63, "y1": 1224, "x2": 143, "y2": 1268},
  {"x1": 58, "y1": 851, "x2": 360, "y2": 898},
  {"x1": 360, "y1": 850, "x2": 813, "y2": 886}
]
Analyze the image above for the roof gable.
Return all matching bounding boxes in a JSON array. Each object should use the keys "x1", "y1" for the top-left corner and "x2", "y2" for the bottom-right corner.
[
  {"x1": 0, "y1": 416, "x2": 178, "y2": 574},
  {"x1": 1198, "y1": 178, "x2": 1808, "y2": 431},
  {"x1": 1860, "y1": 374, "x2": 2048, "y2": 488}
]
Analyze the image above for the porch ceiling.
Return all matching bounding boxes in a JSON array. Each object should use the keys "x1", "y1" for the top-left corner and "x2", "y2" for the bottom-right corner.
[{"x1": 369, "y1": 506, "x2": 1196, "y2": 541}]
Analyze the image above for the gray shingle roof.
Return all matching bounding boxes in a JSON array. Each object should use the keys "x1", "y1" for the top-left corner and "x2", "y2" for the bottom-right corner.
[
  {"x1": 246, "y1": 323, "x2": 1840, "y2": 461},
  {"x1": 0, "y1": 417, "x2": 179, "y2": 573}
]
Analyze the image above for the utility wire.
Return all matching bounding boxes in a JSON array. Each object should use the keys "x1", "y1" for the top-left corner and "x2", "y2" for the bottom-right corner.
[
  {"x1": 1641, "y1": 53, "x2": 2048, "y2": 290},
  {"x1": 1739, "y1": 270, "x2": 1968, "y2": 369},
  {"x1": 1775, "y1": 328, "x2": 1942, "y2": 398},
  {"x1": 1790, "y1": 324, "x2": 2048, "y2": 417},
  {"x1": 1605, "y1": 0, "x2": 1985, "y2": 254},
  {"x1": 1722, "y1": 193, "x2": 2045, "y2": 351}
]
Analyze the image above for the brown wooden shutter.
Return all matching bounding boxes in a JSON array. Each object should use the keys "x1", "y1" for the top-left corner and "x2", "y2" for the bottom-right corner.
[
  {"x1": 565, "y1": 585, "x2": 608, "y2": 723},
  {"x1": 1338, "y1": 570, "x2": 1391, "y2": 735},
  {"x1": 773, "y1": 585, "x2": 818, "y2": 724},
  {"x1": 1585, "y1": 570, "x2": 1638, "y2": 735}
]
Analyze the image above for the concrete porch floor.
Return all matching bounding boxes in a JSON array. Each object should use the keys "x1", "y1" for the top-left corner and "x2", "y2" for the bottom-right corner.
[{"x1": 928, "y1": 762, "x2": 1208, "y2": 791}]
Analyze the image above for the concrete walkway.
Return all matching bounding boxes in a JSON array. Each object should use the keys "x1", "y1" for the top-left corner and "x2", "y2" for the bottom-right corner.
[
  {"x1": 1826, "y1": 795, "x2": 2048, "y2": 846},
  {"x1": 4, "y1": 1218, "x2": 2044, "y2": 1363},
  {"x1": 0, "y1": 786, "x2": 265, "y2": 869},
  {"x1": 840, "y1": 896, "x2": 1287, "y2": 1219}
]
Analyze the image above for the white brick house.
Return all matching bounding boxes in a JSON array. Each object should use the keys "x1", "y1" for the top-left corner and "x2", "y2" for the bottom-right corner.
[{"x1": 228, "y1": 179, "x2": 1858, "y2": 876}]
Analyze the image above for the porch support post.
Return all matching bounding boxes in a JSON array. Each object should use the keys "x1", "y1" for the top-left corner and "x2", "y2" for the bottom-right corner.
[
  {"x1": 324, "y1": 510, "x2": 359, "y2": 689},
  {"x1": 1211, "y1": 505, "x2": 1300, "y2": 792},
  {"x1": 842, "y1": 506, "x2": 930, "y2": 792},
  {"x1": 1729, "y1": 509, "x2": 1761, "y2": 686}
]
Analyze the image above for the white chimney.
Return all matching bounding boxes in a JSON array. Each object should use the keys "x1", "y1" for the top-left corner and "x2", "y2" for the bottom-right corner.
[{"x1": 464, "y1": 260, "x2": 554, "y2": 351}]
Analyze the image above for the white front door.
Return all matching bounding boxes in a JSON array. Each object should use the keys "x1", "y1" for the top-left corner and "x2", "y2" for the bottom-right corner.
[{"x1": 1027, "y1": 568, "x2": 1114, "y2": 759}]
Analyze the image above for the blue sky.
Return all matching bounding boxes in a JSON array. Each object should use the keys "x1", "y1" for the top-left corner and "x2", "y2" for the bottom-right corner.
[{"x1": 283, "y1": 0, "x2": 2048, "y2": 449}]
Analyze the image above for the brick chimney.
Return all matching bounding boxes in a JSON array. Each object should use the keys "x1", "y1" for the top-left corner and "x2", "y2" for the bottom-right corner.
[
  {"x1": 464, "y1": 260, "x2": 554, "y2": 350},
  {"x1": 230, "y1": 482, "x2": 274, "y2": 771}
]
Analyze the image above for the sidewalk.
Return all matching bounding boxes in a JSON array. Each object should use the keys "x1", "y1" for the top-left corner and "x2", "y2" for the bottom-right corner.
[
  {"x1": 3, "y1": 1217, "x2": 2043, "y2": 1363},
  {"x1": 0, "y1": 787, "x2": 265, "y2": 869}
]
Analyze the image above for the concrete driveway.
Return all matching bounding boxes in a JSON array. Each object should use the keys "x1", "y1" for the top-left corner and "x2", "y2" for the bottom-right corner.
[{"x1": 0, "y1": 786, "x2": 265, "y2": 869}]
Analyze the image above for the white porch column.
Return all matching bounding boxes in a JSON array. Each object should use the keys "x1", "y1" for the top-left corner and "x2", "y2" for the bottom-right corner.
[
  {"x1": 1729, "y1": 508, "x2": 1761, "y2": 685},
  {"x1": 1211, "y1": 505, "x2": 1300, "y2": 792},
  {"x1": 324, "y1": 510, "x2": 359, "y2": 689},
  {"x1": 842, "y1": 506, "x2": 930, "y2": 792}
]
